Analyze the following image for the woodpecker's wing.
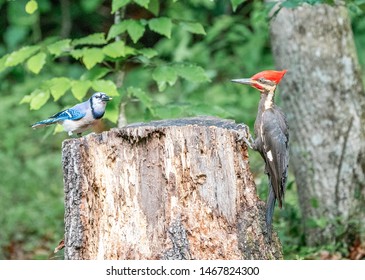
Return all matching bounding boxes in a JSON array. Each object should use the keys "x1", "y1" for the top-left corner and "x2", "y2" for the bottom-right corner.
[{"x1": 261, "y1": 108, "x2": 289, "y2": 208}]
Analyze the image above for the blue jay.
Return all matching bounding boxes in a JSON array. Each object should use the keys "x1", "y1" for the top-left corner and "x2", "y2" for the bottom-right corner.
[{"x1": 31, "y1": 92, "x2": 112, "y2": 137}]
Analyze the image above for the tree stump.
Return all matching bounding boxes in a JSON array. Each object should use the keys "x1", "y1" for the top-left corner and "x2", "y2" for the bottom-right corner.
[{"x1": 62, "y1": 116, "x2": 283, "y2": 260}]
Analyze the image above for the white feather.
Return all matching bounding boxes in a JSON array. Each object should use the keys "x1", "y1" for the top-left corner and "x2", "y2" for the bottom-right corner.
[{"x1": 267, "y1": 150, "x2": 273, "y2": 162}]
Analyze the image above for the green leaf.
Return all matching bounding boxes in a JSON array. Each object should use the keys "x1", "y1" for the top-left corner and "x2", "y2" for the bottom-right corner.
[
  {"x1": 25, "y1": 0, "x2": 38, "y2": 14},
  {"x1": 147, "y1": 0, "x2": 159, "y2": 15},
  {"x1": 107, "y1": 20, "x2": 145, "y2": 43},
  {"x1": 72, "y1": 33, "x2": 107, "y2": 46},
  {"x1": 71, "y1": 80, "x2": 92, "y2": 101},
  {"x1": 112, "y1": 0, "x2": 130, "y2": 13},
  {"x1": 103, "y1": 41, "x2": 126, "y2": 58},
  {"x1": 5, "y1": 46, "x2": 40, "y2": 67},
  {"x1": 47, "y1": 39, "x2": 72, "y2": 56},
  {"x1": 180, "y1": 22, "x2": 206, "y2": 35},
  {"x1": 231, "y1": 0, "x2": 246, "y2": 12},
  {"x1": 127, "y1": 20, "x2": 145, "y2": 43},
  {"x1": 148, "y1": 17, "x2": 172, "y2": 38},
  {"x1": 80, "y1": 67, "x2": 111, "y2": 80},
  {"x1": 127, "y1": 87, "x2": 155, "y2": 115},
  {"x1": 30, "y1": 89, "x2": 50, "y2": 110},
  {"x1": 20, "y1": 94, "x2": 33, "y2": 105},
  {"x1": 49, "y1": 77, "x2": 71, "y2": 101},
  {"x1": 26, "y1": 52, "x2": 47, "y2": 74},
  {"x1": 124, "y1": 46, "x2": 137, "y2": 56},
  {"x1": 138, "y1": 48, "x2": 158, "y2": 59},
  {"x1": 92, "y1": 80, "x2": 119, "y2": 96},
  {"x1": 82, "y1": 48, "x2": 105, "y2": 69},
  {"x1": 174, "y1": 64, "x2": 210, "y2": 83},
  {"x1": 152, "y1": 65, "x2": 177, "y2": 91},
  {"x1": 70, "y1": 49, "x2": 84, "y2": 59},
  {"x1": 134, "y1": 0, "x2": 149, "y2": 8},
  {"x1": 107, "y1": 21, "x2": 129, "y2": 40}
]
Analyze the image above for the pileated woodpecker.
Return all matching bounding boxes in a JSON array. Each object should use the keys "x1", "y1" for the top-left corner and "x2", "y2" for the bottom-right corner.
[{"x1": 232, "y1": 70, "x2": 289, "y2": 241}]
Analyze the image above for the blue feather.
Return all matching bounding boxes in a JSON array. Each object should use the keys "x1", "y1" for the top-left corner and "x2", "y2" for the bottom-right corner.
[{"x1": 50, "y1": 108, "x2": 86, "y2": 121}]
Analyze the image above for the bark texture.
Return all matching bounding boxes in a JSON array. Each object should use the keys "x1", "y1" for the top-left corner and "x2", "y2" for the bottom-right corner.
[
  {"x1": 269, "y1": 3, "x2": 365, "y2": 245},
  {"x1": 62, "y1": 116, "x2": 283, "y2": 260}
]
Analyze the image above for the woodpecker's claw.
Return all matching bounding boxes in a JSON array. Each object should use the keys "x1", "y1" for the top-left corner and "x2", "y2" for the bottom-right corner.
[{"x1": 235, "y1": 124, "x2": 255, "y2": 150}]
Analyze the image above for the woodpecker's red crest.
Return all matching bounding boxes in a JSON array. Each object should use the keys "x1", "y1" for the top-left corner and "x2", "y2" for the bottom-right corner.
[{"x1": 232, "y1": 70, "x2": 287, "y2": 91}]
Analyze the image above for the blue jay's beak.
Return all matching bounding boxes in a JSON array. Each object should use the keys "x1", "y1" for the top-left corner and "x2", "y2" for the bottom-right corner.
[{"x1": 102, "y1": 95, "x2": 112, "y2": 101}]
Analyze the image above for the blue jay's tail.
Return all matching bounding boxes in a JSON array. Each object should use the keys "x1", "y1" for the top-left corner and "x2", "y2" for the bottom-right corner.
[
  {"x1": 31, "y1": 118, "x2": 59, "y2": 129},
  {"x1": 266, "y1": 186, "x2": 276, "y2": 242}
]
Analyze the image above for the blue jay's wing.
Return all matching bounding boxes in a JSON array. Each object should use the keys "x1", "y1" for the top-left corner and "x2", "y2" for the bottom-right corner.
[
  {"x1": 50, "y1": 108, "x2": 86, "y2": 121},
  {"x1": 31, "y1": 107, "x2": 86, "y2": 128}
]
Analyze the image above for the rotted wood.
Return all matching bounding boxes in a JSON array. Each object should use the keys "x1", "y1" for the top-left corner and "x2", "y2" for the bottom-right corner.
[{"x1": 62, "y1": 116, "x2": 283, "y2": 260}]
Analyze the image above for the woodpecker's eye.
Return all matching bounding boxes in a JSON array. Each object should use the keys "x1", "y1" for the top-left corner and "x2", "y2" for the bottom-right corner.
[{"x1": 258, "y1": 78, "x2": 265, "y2": 83}]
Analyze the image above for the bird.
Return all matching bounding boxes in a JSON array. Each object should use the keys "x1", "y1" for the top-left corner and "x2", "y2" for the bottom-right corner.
[
  {"x1": 31, "y1": 92, "x2": 112, "y2": 137},
  {"x1": 231, "y1": 70, "x2": 289, "y2": 241}
]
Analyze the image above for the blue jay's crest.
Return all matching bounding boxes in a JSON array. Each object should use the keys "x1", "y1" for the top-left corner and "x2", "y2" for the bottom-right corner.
[{"x1": 31, "y1": 92, "x2": 112, "y2": 137}]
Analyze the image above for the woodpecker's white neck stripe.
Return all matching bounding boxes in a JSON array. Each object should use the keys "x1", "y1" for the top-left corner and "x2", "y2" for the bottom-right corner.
[{"x1": 264, "y1": 91, "x2": 275, "y2": 110}]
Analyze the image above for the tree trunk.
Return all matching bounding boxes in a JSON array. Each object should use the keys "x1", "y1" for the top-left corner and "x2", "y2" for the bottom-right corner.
[
  {"x1": 62, "y1": 116, "x2": 283, "y2": 259},
  {"x1": 269, "y1": 3, "x2": 365, "y2": 246}
]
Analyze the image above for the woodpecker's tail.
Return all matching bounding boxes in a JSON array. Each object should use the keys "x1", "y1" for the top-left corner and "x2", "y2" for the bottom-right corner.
[
  {"x1": 266, "y1": 186, "x2": 276, "y2": 242},
  {"x1": 31, "y1": 118, "x2": 58, "y2": 129}
]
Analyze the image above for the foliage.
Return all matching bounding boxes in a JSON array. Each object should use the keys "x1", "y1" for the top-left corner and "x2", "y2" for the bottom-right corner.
[
  {"x1": 0, "y1": 82, "x2": 64, "y2": 259},
  {"x1": 0, "y1": 0, "x2": 364, "y2": 259},
  {"x1": 1, "y1": 0, "x2": 210, "y2": 126}
]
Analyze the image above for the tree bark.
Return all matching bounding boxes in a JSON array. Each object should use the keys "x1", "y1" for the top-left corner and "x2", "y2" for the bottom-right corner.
[
  {"x1": 269, "y1": 3, "x2": 365, "y2": 246},
  {"x1": 62, "y1": 116, "x2": 283, "y2": 259}
]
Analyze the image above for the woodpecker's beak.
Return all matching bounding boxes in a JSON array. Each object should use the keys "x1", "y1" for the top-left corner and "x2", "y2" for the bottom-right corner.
[{"x1": 231, "y1": 78, "x2": 253, "y2": 86}]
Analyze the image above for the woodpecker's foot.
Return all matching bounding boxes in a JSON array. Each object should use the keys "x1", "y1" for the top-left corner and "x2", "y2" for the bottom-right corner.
[{"x1": 235, "y1": 124, "x2": 255, "y2": 150}]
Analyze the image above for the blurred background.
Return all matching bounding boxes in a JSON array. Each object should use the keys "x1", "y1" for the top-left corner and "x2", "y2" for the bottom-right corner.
[{"x1": 0, "y1": 0, "x2": 364, "y2": 259}]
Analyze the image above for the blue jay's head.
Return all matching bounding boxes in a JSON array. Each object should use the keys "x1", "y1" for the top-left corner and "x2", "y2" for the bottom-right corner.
[
  {"x1": 89, "y1": 92, "x2": 112, "y2": 119},
  {"x1": 91, "y1": 92, "x2": 112, "y2": 104}
]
